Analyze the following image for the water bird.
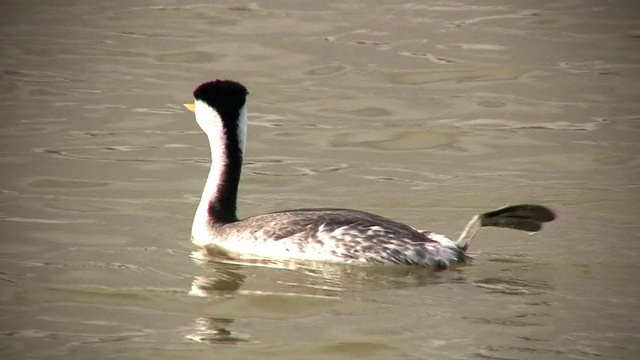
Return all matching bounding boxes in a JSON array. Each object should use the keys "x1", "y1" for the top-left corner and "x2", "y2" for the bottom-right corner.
[{"x1": 184, "y1": 80, "x2": 555, "y2": 269}]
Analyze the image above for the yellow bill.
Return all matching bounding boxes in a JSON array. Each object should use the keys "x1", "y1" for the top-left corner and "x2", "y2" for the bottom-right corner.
[{"x1": 184, "y1": 103, "x2": 195, "y2": 113}]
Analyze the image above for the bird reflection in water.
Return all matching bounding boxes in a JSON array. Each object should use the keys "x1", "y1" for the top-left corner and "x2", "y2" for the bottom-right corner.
[
  {"x1": 186, "y1": 249, "x2": 345, "y2": 344},
  {"x1": 184, "y1": 248, "x2": 475, "y2": 344},
  {"x1": 186, "y1": 250, "x2": 248, "y2": 344},
  {"x1": 186, "y1": 317, "x2": 250, "y2": 344}
]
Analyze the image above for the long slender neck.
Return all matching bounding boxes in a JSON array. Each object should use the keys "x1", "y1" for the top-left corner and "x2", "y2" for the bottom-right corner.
[
  {"x1": 193, "y1": 106, "x2": 246, "y2": 231},
  {"x1": 203, "y1": 132, "x2": 242, "y2": 223}
]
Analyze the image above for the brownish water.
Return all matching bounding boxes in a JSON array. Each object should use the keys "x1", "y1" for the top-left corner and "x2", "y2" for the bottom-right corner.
[{"x1": 1, "y1": 1, "x2": 639, "y2": 359}]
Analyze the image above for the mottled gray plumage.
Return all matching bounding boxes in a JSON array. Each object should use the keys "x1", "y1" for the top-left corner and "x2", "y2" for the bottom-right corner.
[{"x1": 201, "y1": 208, "x2": 467, "y2": 268}]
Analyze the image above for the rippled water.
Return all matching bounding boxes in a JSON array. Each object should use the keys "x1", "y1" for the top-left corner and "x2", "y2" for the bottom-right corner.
[{"x1": 1, "y1": 1, "x2": 639, "y2": 359}]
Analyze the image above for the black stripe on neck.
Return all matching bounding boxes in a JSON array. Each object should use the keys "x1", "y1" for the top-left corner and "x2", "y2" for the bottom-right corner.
[
  {"x1": 208, "y1": 109, "x2": 242, "y2": 224},
  {"x1": 193, "y1": 80, "x2": 248, "y2": 225}
]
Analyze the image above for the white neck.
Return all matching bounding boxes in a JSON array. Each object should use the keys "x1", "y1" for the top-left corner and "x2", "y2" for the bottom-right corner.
[
  {"x1": 191, "y1": 129, "x2": 226, "y2": 240},
  {"x1": 191, "y1": 101, "x2": 247, "y2": 241}
]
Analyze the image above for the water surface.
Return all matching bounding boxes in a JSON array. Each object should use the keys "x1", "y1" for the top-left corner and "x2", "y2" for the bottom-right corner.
[{"x1": 1, "y1": 1, "x2": 639, "y2": 359}]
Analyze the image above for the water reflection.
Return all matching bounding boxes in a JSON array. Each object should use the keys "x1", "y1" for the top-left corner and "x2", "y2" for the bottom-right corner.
[
  {"x1": 186, "y1": 250, "x2": 344, "y2": 344},
  {"x1": 189, "y1": 248, "x2": 473, "y2": 293},
  {"x1": 184, "y1": 248, "x2": 479, "y2": 344},
  {"x1": 189, "y1": 271, "x2": 246, "y2": 297},
  {"x1": 186, "y1": 317, "x2": 249, "y2": 344},
  {"x1": 188, "y1": 249, "x2": 346, "y2": 298},
  {"x1": 185, "y1": 246, "x2": 559, "y2": 347}
]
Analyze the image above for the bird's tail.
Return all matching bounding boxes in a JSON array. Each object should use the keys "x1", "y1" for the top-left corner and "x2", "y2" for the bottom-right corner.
[{"x1": 454, "y1": 204, "x2": 556, "y2": 251}]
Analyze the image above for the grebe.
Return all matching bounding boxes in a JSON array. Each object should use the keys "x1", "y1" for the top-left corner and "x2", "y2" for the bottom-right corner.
[{"x1": 184, "y1": 80, "x2": 555, "y2": 269}]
